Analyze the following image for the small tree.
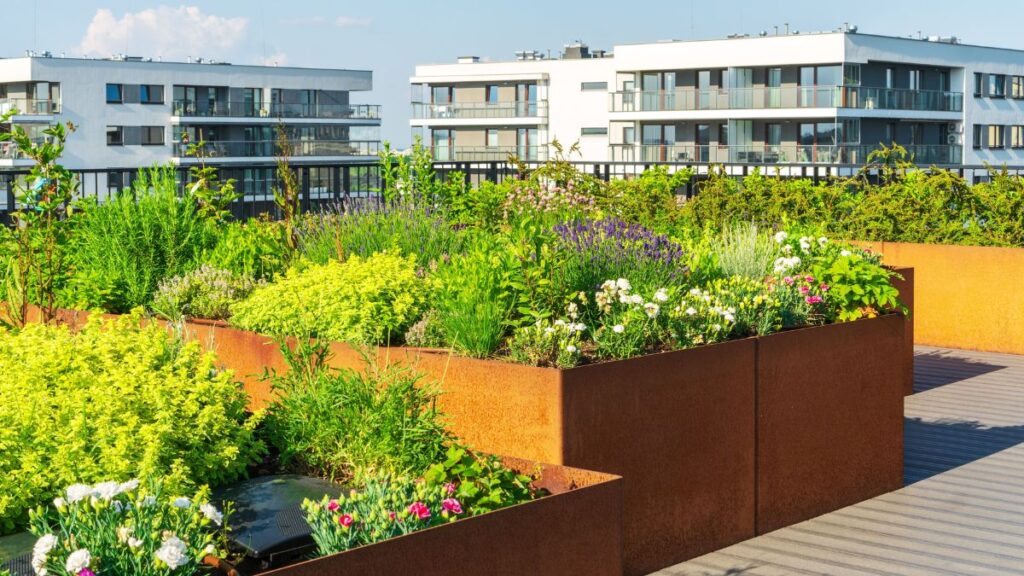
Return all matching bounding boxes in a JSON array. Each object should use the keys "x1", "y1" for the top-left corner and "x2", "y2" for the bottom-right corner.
[
  {"x1": 184, "y1": 130, "x2": 239, "y2": 221},
  {"x1": 0, "y1": 114, "x2": 79, "y2": 325},
  {"x1": 273, "y1": 122, "x2": 301, "y2": 251}
]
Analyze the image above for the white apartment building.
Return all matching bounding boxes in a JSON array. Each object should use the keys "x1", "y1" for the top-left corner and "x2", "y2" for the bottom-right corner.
[
  {"x1": 411, "y1": 31, "x2": 1024, "y2": 167},
  {"x1": 0, "y1": 53, "x2": 381, "y2": 194}
]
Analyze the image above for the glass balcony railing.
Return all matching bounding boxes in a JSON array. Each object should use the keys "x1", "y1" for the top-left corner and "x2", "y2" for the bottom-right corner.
[
  {"x1": 609, "y1": 85, "x2": 963, "y2": 113},
  {"x1": 172, "y1": 140, "x2": 381, "y2": 158},
  {"x1": 609, "y1": 143, "x2": 962, "y2": 165},
  {"x1": 171, "y1": 100, "x2": 381, "y2": 120},
  {"x1": 412, "y1": 101, "x2": 548, "y2": 120},
  {"x1": 0, "y1": 141, "x2": 24, "y2": 159},
  {"x1": 430, "y1": 145, "x2": 548, "y2": 162},
  {"x1": 0, "y1": 98, "x2": 60, "y2": 115}
]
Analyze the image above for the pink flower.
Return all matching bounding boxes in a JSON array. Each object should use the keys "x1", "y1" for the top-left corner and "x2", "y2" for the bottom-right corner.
[
  {"x1": 388, "y1": 511, "x2": 396, "y2": 521},
  {"x1": 806, "y1": 295, "x2": 824, "y2": 305},
  {"x1": 441, "y1": 498, "x2": 463, "y2": 515},
  {"x1": 327, "y1": 500, "x2": 339, "y2": 512},
  {"x1": 799, "y1": 285, "x2": 810, "y2": 294},
  {"x1": 408, "y1": 501, "x2": 431, "y2": 520},
  {"x1": 443, "y1": 483, "x2": 456, "y2": 495},
  {"x1": 804, "y1": 275, "x2": 815, "y2": 283},
  {"x1": 819, "y1": 283, "x2": 830, "y2": 292},
  {"x1": 79, "y1": 570, "x2": 96, "y2": 576},
  {"x1": 782, "y1": 276, "x2": 794, "y2": 286},
  {"x1": 338, "y1": 514, "x2": 353, "y2": 528}
]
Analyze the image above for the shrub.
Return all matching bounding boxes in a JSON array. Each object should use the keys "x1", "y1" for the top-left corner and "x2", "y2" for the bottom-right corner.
[
  {"x1": 711, "y1": 222, "x2": 780, "y2": 280},
  {"x1": 205, "y1": 219, "x2": 291, "y2": 281},
  {"x1": 432, "y1": 239, "x2": 513, "y2": 357},
  {"x1": 602, "y1": 166, "x2": 691, "y2": 228},
  {"x1": 0, "y1": 314, "x2": 263, "y2": 534},
  {"x1": 303, "y1": 447, "x2": 539, "y2": 557},
  {"x1": 231, "y1": 252, "x2": 427, "y2": 344},
  {"x1": 150, "y1": 265, "x2": 261, "y2": 321},
  {"x1": 263, "y1": 342, "x2": 451, "y2": 484},
  {"x1": 28, "y1": 480, "x2": 227, "y2": 576},
  {"x1": 65, "y1": 166, "x2": 215, "y2": 312},
  {"x1": 403, "y1": 309, "x2": 446, "y2": 348}
]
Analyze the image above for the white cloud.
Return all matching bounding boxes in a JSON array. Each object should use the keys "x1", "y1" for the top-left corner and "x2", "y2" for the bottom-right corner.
[
  {"x1": 336, "y1": 16, "x2": 372, "y2": 28},
  {"x1": 75, "y1": 6, "x2": 248, "y2": 60}
]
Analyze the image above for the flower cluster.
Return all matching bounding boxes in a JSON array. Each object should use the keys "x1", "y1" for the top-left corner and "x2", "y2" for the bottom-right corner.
[
  {"x1": 502, "y1": 180, "x2": 596, "y2": 220},
  {"x1": 303, "y1": 477, "x2": 466, "y2": 556},
  {"x1": 29, "y1": 480, "x2": 225, "y2": 576},
  {"x1": 587, "y1": 279, "x2": 670, "y2": 360},
  {"x1": 556, "y1": 218, "x2": 689, "y2": 287},
  {"x1": 508, "y1": 302, "x2": 586, "y2": 368},
  {"x1": 665, "y1": 287, "x2": 738, "y2": 348},
  {"x1": 151, "y1": 265, "x2": 262, "y2": 321}
]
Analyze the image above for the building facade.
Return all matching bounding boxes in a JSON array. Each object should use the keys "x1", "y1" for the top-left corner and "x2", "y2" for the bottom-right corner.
[
  {"x1": 0, "y1": 54, "x2": 381, "y2": 195},
  {"x1": 411, "y1": 32, "x2": 1024, "y2": 167}
]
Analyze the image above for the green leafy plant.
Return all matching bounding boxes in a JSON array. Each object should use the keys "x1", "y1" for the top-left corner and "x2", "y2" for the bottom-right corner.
[
  {"x1": 507, "y1": 307, "x2": 586, "y2": 369},
  {"x1": 231, "y1": 252, "x2": 427, "y2": 343},
  {"x1": 422, "y1": 446, "x2": 538, "y2": 514},
  {"x1": 812, "y1": 254, "x2": 902, "y2": 322},
  {"x1": 0, "y1": 313, "x2": 263, "y2": 534},
  {"x1": 402, "y1": 308, "x2": 446, "y2": 348},
  {"x1": 150, "y1": 265, "x2": 261, "y2": 321},
  {"x1": 263, "y1": 341, "x2": 451, "y2": 484},
  {"x1": 273, "y1": 123, "x2": 302, "y2": 251},
  {"x1": 28, "y1": 480, "x2": 229, "y2": 576},
  {"x1": 588, "y1": 279, "x2": 667, "y2": 360},
  {"x1": 66, "y1": 166, "x2": 215, "y2": 312},
  {"x1": 183, "y1": 135, "x2": 239, "y2": 222},
  {"x1": 204, "y1": 219, "x2": 291, "y2": 281},
  {"x1": 711, "y1": 222, "x2": 780, "y2": 280}
]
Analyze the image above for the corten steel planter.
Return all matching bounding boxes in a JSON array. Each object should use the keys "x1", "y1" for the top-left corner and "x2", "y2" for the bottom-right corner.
[
  {"x1": 259, "y1": 458, "x2": 623, "y2": 576},
  {"x1": 755, "y1": 314, "x2": 905, "y2": 534},
  {"x1": 889, "y1": 266, "x2": 915, "y2": 396}
]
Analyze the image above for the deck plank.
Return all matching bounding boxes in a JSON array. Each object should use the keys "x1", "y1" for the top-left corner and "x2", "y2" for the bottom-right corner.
[{"x1": 655, "y1": 346, "x2": 1024, "y2": 575}]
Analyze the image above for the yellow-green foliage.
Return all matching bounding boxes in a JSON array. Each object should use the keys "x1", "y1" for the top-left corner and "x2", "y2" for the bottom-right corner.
[
  {"x1": 0, "y1": 313, "x2": 263, "y2": 534},
  {"x1": 231, "y1": 252, "x2": 428, "y2": 343}
]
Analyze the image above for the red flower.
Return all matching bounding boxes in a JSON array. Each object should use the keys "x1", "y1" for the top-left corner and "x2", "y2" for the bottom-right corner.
[
  {"x1": 327, "y1": 499, "x2": 339, "y2": 512},
  {"x1": 441, "y1": 498, "x2": 463, "y2": 515},
  {"x1": 338, "y1": 514, "x2": 353, "y2": 528},
  {"x1": 408, "y1": 501, "x2": 431, "y2": 520}
]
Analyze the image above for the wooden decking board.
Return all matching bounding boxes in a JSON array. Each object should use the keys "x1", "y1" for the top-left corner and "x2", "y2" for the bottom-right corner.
[{"x1": 656, "y1": 346, "x2": 1024, "y2": 575}]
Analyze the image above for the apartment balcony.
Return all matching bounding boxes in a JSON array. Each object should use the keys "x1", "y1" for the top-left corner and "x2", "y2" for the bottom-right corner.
[
  {"x1": 411, "y1": 101, "x2": 547, "y2": 127},
  {"x1": 431, "y1": 145, "x2": 548, "y2": 162},
  {"x1": 0, "y1": 98, "x2": 60, "y2": 120},
  {"x1": 171, "y1": 100, "x2": 381, "y2": 121},
  {"x1": 172, "y1": 139, "x2": 381, "y2": 160},
  {"x1": 609, "y1": 86, "x2": 963, "y2": 114},
  {"x1": 609, "y1": 143, "x2": 962, "y2": 165}
]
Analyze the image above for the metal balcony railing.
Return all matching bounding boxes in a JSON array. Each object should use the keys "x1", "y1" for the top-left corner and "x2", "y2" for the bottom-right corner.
[
  {"x1": 172, "y1": 100, "x2": 381, "y2": 120},
  {"x1": 609, "y1": 85, "x2": 963, "y2": 113},
  {"x1": 430, "y1": 145, "x2": 548, "y2": 162},
  {"x1": 609, "y1": 143, "x2": 963, "y2": 165},
  {"x1": 0, "y1": 98, "x2": 60, "y2": 115},
  {"x1": 172, "y1": 140, "x2": 381, "y2": 158},
  {"x1": 412, "y1": 101, "x2": 548, "y2": 120}
]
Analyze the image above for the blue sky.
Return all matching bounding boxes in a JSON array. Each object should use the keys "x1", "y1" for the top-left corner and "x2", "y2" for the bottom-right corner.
[{"x1": 2, "y1": 0, "x2": 1021, "y2": 146}]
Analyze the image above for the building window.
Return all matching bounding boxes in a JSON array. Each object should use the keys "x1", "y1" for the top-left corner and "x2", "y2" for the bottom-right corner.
[
  {"x1": 1011, "y1": 126, "x2": 1024, "y2": 149},
  {"x1": 581, "y1": 81, "x2": 608, "y2": 91},
  {"x1": 141, "y1": 126, "x2": 164, "y2": 146},
  {"x1": 909, "y1": 70, "x2": 921, "y2": 91},
  {"x1": 485, "y1": 129, "x2": 499, "y2": 147},
  {"x1": 988, "y1": 124, "x2": 1005, "y2": 148},
  {"x1": 140, "y1": 85, "x2": 164, "y2": 104},
  {"x1": 974, "y1": 73, "x2": 984, "y2": 97},
  {"x1": 106, "y1": 83, "x2": 123, "y2": 103},
  {"x1": 107, "y1": 171, "x2": 124, "y2": 192},
  {"x1": 106, "y1": 126, "x2": 123, "y2": 146},
  {"x1": 885, "y1": 122, "x2": 896, "y2": 144},
  {"x1": 843, "y1": 64, "x2": 861, "y2": 86},
  {"x1": 581, "y1": 127, "x2": 608, "y2": 136},
  {"x1": 989, "y1": 74, "x2": 1006, "y2": 98},
  {"x1": 1012, "y1": 76, "x2": 1024, "y2": 99},
  {"x1": 973, "y1": 124, "x2": 984, "y2": 149},
  {"x1": 486, "y1": 85, "x2": 499, "y2": 104},
  {"x1": 718, "y1": 123, "x2": 729, "y2": 146},
  {"x1": 885, "y1": 68, "x2": 894, "y2": 89},
  {"x1": 766, "y1": 123, "x2": 782, "y2": 146}
]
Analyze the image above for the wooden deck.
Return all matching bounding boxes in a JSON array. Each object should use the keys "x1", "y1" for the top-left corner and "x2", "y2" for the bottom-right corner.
[{"x1": 658, "y1": 346, "x2": 1024, "y2": 576}]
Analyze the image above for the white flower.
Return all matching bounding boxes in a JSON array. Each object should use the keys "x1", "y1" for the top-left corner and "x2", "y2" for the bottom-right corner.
[
  {"x1": 629, "y1": 294, "x2": 644, "y2": 305},
  {"x1": 565, "y1": 345, "x2": 578, "y2": 354},
  {"x1": 172, "y1": 497, "x2": 192, "y2": 509},
  {"x1": 644, "y1": 302, "x2": 660, "y2": 319},
  {"x1": 93, "y1": 481, "x2": 120, "y2": 501},
  {"x1": 127, "y1": 537, "x2": 143, "y2": 549},
  {"x1": 612, "y1": 324, "x2": 625, "y2": 334},
  {"x1": 774, "y1": 231, "x2": 788, "y2": 244},
  {"x1": 818, "y1": 237, "x2": 828, "y2": 247},
  {"x1": 65, "y1": 484, "x2": 93, "y2": 504},
  {"x1": 31, "y1": 556, "x2": 47, "y2": 576},
  {"x1": 543, "y1": 327, "x2": 555, "y2": 336},
  {"x1": 200, "y1": 503, "x2": 223, "y2": 526},
  {"x1": 155, "y1": 536, "x2": 189, "y2": 569},
  {"x1": 799, "y1": 237, "x2": 812, "y2": 253},
  {"x1": 781, "y1": 244, "x2": 793, "y2": 255},
  {"x1": 689, "y1": 288, "x2": 702, "y2": 296},
  {"x1": 553, "y1": 319, "x2": 566, "y2": 328},
  {"x1": 723, "y1": 312, "x2": 736, "y2": 323},
  {"x1": 65, "y1": 549, "x2": 91, "y2": 574},
  {"x1": 33, "y1": 534, "x2": 57, "y2": 560},
  {"x1": 203, "y1": 544, "x2": 216, "y2": 556},
  {"x1": 117, "y1": 526, "x2": 132, "y2": 543},
  {"x1": 712, "y1": 324, "x2": 722, "y2": 331},
  {"x1": 52, "y1": 497, "x2": 66, "y2": 509},
  {"x1": 112, "y1": 501, "x2": 125, "y2": 513},
  {"x1": 141, "y1": 495, "x2": 158, "y2": 508},
  {"x1": 840, "y1": 249, "x2": 852, "y2": 257},
  {"x1": 653, "y1": 289, "x2": 669, "y2": 303},
  {"x1": 119, "y1": 479, "x2": 140, "y2": 493},
  {"x1": 685, "y1": 307, "x2": 697, "y2": 316},
  {"x1": 615, "y1": 278, "x2": 631, "y2": 292}
]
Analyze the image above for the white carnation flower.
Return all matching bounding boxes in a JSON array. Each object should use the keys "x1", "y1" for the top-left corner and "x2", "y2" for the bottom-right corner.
[
  {"x1": 127, "y1": 537, "x2": 143, "y2": 549},
  {"x1": 685, "y1": 307, "x2": 697, "y2": 316},
  {"x1": 65, "y1": 484, "x2": 93, "y2": 504},
  {"x1": 200, "y1": 503, "x2": 223, "y2": 526},
  {"x1": 141, "y1": 495, "x2": 158, "y2": 507},
  {"x1": 93, "y1": 481, "x2": 120, "y2": 501},
  {"x1": 565, "y1": 344, "x2": 578, "y2": 354},
  {"x1": 52, "y1": 497, "x2": 66, "y2": 509},
  {"x1": 840, "y1": 249, "x2": 852, "y2": 257},
  {"x1": 653, "y1": 289, "x2": 669, "y2": 303},
  {"x1": 33, "y1": 534, "x2": 57, "y2": 559},
  {"x1": 612, "y1": 324, "x2": 625, "y2": 334},
  {"x1": 774, "y1": 231, "x2": 788, "y2": 244},
  {"x1": 172, "y1": 497, "x2": 192, "y2": 509},
  {"x1": 615, "y1": 278, "x2": 631, "y2": 291},
  {"x1": 119, "y1": 479, "x2": 140, "y2": 493},
  {"x1": 65, "y1": 549, "x2": 91, "y2": 574},
  {"x1": 155, "y1": 536, "x2": 189, "y2": 569},
  {"x1": 644, "y1": 302, "x2": 660, "y2": 319}
]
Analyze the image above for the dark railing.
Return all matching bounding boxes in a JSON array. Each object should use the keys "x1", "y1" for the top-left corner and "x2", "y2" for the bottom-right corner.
[
  {"x1": 172, "y1": 140, "x2": 381, "y2": 158},
  {"x1": 430, "y1": 145, "x2": 547, "y2": 162},
  {"x1": 610, "y1": 144, "x2": 963, "y2": 166},
  {"x1": 412, "y1": 101, "x2": 548, "y2": 120},
  {"x1": 0, "y1": 98, "x2": 60, "y2": 115},
  {"x1": 609, "y1": 85, "x2": 963, "y2": 113},
  {"x1": 171, "y1": 100, "x2": 381, "y2": 120}
]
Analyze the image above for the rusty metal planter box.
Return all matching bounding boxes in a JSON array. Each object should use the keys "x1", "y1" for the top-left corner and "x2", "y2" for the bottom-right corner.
[
  {"x1": 259, "y1": 459, "x2": 623, "y2": 576},
  {"x1": 755, "y1": 314, "x2": 906, "y2": 534}
]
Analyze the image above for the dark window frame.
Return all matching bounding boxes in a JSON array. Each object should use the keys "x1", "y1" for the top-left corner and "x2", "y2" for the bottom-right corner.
[
  {"x1": 106, "y1": 125, "x2": 124, "y2": 146},
  {"x1": 140, "y1": 84, "x2": 165, "y2": 105},
  {"x1": 1011, "y1": 125, "x2": 1024, "y2": 149},
  {"x1": 141, "y1": 126, "x2": 164, "y2": 146},
  {"x1": 106, "y1": 83, "x2": 123, "y2": 104},
  {"x1": 580, "y1": 127, "x2": 608, "y2": 136},
  {"x1": 581, "y1": 81, "x2": 608, "y2": 91}
]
